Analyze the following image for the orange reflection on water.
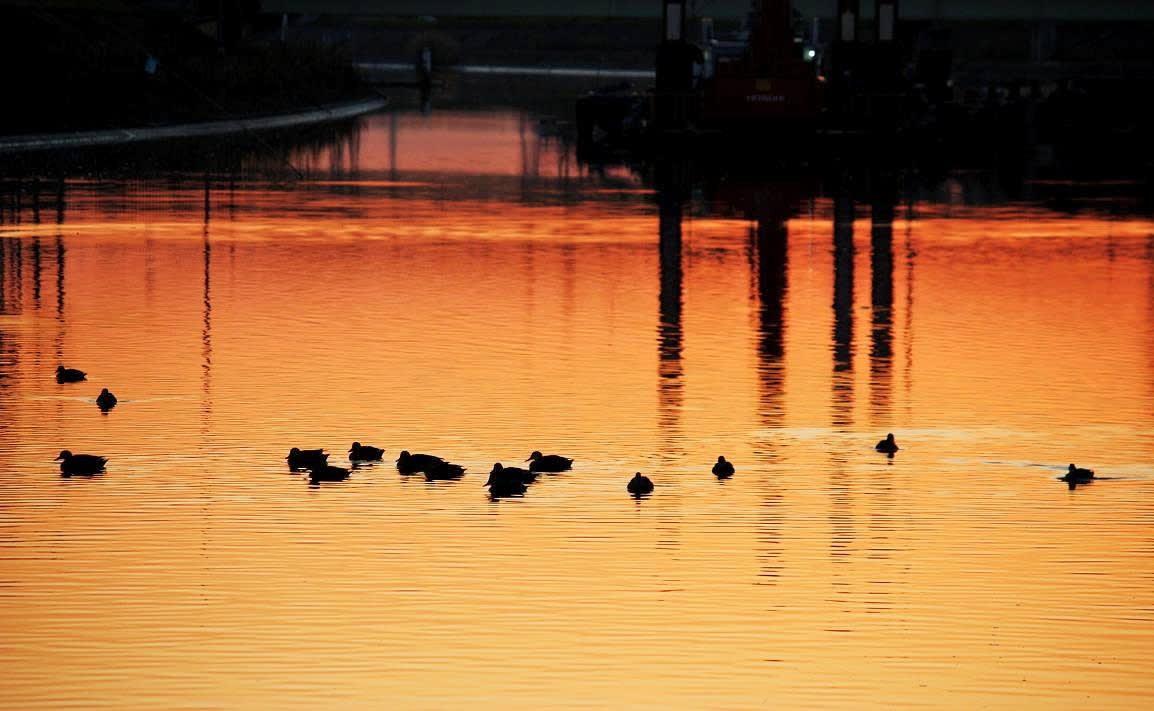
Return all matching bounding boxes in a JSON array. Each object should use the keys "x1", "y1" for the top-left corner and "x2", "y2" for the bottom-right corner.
[{"x1": 0, "y1": 115, "x2": 1153, "y2": 708}]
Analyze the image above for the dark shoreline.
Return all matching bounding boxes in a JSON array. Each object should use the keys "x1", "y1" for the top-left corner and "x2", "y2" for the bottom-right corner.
[{"x1": 0, "y1": 96, "x2": 386, "y2": 155}]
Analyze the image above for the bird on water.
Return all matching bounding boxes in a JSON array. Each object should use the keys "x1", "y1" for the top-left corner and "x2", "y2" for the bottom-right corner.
[
  {"x1": 712, "y1": 455, "x2": 735, "y2": 478},
  {"x1": 396, "y1": 450, "x2": 451, "y2": 474},
  {"x1": 485, "y1": 463, "x2": 528, "y2": 497},
  {"x1": 875, "y1": 433, "x2": 899, "y2": 455},
  {"x1": 527, "y1": 451, "x2": 573, "y2": 473},
  {"x1": 56, "y1": 366, "x2": 86, "y2": 383},
  {"x1": 96, "y1": 388, "x2": 117, "y2": 411},
  {"x1": 56, "y1": 450, "x2": 107, "y2": 476},
  {"x1": 1062, "y1": 463, "x2": 1095, "y2": 489},
  {"x1": 490, "y1": 462, "x2": 536, "y2": 485},
  {"x1": 287, "y1": 448, "x2": 329, "y2": 471},
  {"x1": 349, "y1": 442, "x2": 385, "y2": 462},
  {"x1": 425, "y1": 460, "x2": 466, "y2": 481},
  {"x1": 627, "y1": 472, "x2": 654, "y2": 495}
]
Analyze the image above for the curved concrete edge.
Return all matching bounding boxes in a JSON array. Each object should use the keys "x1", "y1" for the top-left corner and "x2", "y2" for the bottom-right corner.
[
  {"x1": 357, "y1": 61, "x2": 654, "y2": 80},
  {"x1": 0, "y1": 96, "x2": 387, "y2": 155}
]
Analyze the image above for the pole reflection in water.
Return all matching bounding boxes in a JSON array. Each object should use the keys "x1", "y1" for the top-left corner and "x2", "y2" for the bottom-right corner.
[
  {"x1": 0, "y1": 237, "x2": 10, "y2": 314},
  {"x1": 0, "y1": 243, "x2": 12, "y2": 430},
  {"x1": 1148, "y1": 234, "x2": 1154, "y2": 422},
  {"x1": 753, "y1": 195, "x2": 788, "y2": 427},
  {"x1": 31, "y1": 234, "x2": 41, "y2": 308},
  {"x1": 869, "y1": 173, "x2": 896, "y2": 420},
  {"x1": 744, "y1": 185, "x2": 795, "y2": 584},
  {"x1": 832, "y1": 182, "x2": 856, "y2": 430},
  {"x1": 655, "y1": 157, "x2": 687, "y2": 448},
  {"x1": 202, "y1": 175, "x2": 213, "y2": 428},
  {"x1": 902, "y1": 195, "x2": 916, "y2": 411},
  {"x1": 54, "y1": 234, "x2": 64, "y2": 323}
]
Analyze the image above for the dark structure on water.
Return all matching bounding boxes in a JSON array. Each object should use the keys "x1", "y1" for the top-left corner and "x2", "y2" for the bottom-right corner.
[{"x1": 574, "y1": 0, "x2": 1154, "y2": 165}]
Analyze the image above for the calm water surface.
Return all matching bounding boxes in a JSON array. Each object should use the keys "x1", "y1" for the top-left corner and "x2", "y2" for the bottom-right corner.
[{"x1": 2, "y1": 110, "x2": 1154, "y2": 709}]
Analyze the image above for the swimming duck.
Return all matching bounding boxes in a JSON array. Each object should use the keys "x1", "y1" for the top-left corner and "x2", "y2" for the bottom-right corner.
[
  {"x1": 1063, "y1": 464, "x2": 1095, "y2": 482},
  {"x1": 527, "y1": 451, "x2": 573, "y2": 473},
  {"x1": 484, "y1": 463, "x2": 527, "y2": 497},
  {"x1": 56, "y1": 366, "x2": 87, "y2": 383},
  {"x1": 425, "y1": 460, "x2": 466, "y2": 480},
  {"x1": 96, "y1": 388, "x2": 118, "y2": 411},
  {"x1": 627, "y1": 472, "x2": 654, "y2": 495},
  {"x1": 1062, "y1": 464, "x2": 1095, "y2": 490},
  {"x1": 490, "y1": 462, "x2": 536, "y2": 484},
  {"x1": 308, "y1": 464, "x2": 350, "y2": 483},
  {"x1": 712, "y1": 455, "x2": 735, "y2": 478},
  {"x1": 349, "y1": 442, "x2": 385, "y2": 461},
  {"x1": 396, "y1": 450, "x2": 449, "y2": 474},
  {"x1": 287, "y1": 447, "x2": 329, "y2": 471},
  {"x1": 875, "y1": 433, "x2": 899, "y2": 454},
  {"x1": 56, "y1": 450, "x2": 107, "y2": 476}
]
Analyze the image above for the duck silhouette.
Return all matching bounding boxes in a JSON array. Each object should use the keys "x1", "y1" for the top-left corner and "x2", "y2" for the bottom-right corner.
[
  {"x1": 490, "y1": 462, "x2": 536, "y2": 485},
  {"x1": 627, "y1": 472, "x2": 654, "y2": 495},
  {"x1": 875, "y1": 433, "x2": 899, "y2": 455},
  {"x1": 56, "y1": 366, "x2": 86, "y2": 383},
  {"x1": 396, "y1": 450, "x2": 451, "y2": 474},
  {"x1": 287, "y1": 448, "x2": 329, "y2": 471},
  {"x1": 56, "y1": 450, "x2": 107, "y2": 476},
  {"x1": 349, "y1": 442, "x2": 385, "y2": 461},
  {"x1": 1062, "y1": 463, "x2": 1095, "y2": 489},
  {"x1": 484, "y1": 463, "x2": 528, "y2": 497},
  {"x1": 527, "y1": 451, "x2": 573, "y2": 473},
  {"x1": 308, "y1": 464, "x2": 350, "y2": 483},
  {"x1": 712, "y1": 455, "x2": 735, "y2": 478},
  {"x1": 96, "y1": 388, "x2": 118, "y2": 411},
  {"x1": 425, "y1": 460, "x2": 466, "y2": 481}
]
